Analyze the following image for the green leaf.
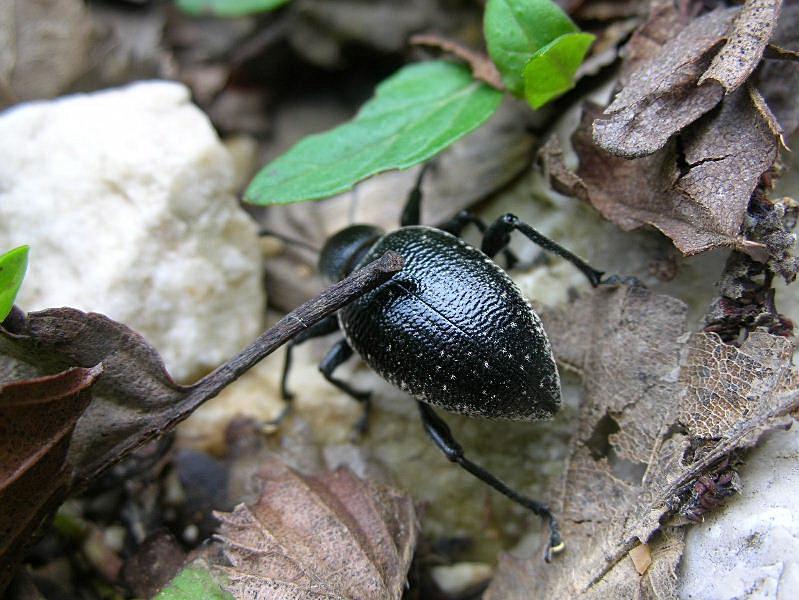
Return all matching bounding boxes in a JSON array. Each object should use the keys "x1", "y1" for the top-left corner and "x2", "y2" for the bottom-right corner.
[
  {"x1": 245, "y1": 61, "x2": 503, "y2": 205},
  {"x1": 176, "y1": 0, "x2": 291, "y2": 18},
  {"x1": 154, "y1": 564, "x2": 234, "y2": 600},
  {"x1": 0, "y1": 245, "x2": 29, "y2": 322},
  {"x1": 523, "y1": 32, "x2": 595, "y2": 109},
  {"x1": 484, "y1": 0, "x2": 583, "y2": 96}
]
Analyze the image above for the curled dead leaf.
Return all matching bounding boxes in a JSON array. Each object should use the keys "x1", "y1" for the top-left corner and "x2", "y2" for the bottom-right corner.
[
  {"x1": 594, "y1": 0, "x2": 785, "y2": 159},
  {"x1": 210, "y1": 462, "x2": 418, "y2": 600},
  {"x1": 546, "y1": 94, "x2": 776, "y2": 257},
  {"x1": 592, "y1": 7, "x2": 733, "y2": 158},
  {"x1": 697, "y1": 0, "x2": 783, "y2": 93}
]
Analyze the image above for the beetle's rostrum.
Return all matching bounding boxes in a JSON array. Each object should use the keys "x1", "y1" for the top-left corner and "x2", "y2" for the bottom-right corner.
[{"x1": 278, "y1": 168, "x2": 613, "y2": 560}]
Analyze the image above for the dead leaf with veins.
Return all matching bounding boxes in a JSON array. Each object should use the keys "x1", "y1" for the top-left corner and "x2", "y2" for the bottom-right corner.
[
  {"x1": 484, "y1": 285, "x2": 799, "y2": 599},
  {"x1": 546, "y1": 93, "x2": 777, "y2": 257},
  {"x1": 210, "y1": 462, "x2": 417, "y2": 600}
]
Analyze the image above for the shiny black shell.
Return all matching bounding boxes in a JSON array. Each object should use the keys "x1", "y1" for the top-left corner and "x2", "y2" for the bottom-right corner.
[{"x1": 339, "y1": 226, "x2": 561, "y2": 421}]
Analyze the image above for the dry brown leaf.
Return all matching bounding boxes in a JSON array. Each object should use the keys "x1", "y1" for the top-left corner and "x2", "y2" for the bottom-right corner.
[
  {"x1": 697, "y1": 0, "x2": 783, "y2": 93},
  {"x1": 547, "y1": 94, "x2": 777, "y2": 257},
  {"x1": 592, "y1": 7, "x2": 733, "y2": 158},
  {"x1": 0, "y1": 366, "x2": 101, "y2": 594},
  {"x1": 0, "y1": 309, "x2": 189, "y2": 488},
  {"x1": 484, "y1": 284, "x2": 799, "y2": 598},
  {"x1": 211, "y1": 462, "x2": 417, "y2": 600}
]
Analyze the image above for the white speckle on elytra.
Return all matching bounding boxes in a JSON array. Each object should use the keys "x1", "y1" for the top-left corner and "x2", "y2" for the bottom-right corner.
[
  {"x1": 484, "y1": 361, "x2": 489, "y2": 368},
  {"x1": 442, "y1": 385, "x2": 447, "y2": 391},
  {"x1": 450, "y1": 374, "x2": 456, "y2": 380}
]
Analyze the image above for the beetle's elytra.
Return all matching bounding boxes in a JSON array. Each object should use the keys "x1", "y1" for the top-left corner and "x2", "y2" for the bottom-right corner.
[{"x1": 339, "y1": 225, "x2": 561, "y2": 421}]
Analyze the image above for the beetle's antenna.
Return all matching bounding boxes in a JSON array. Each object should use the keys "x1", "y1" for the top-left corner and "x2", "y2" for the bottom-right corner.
[{"x1": 259, "y1": 228, "x2": 320, "y2": 253}]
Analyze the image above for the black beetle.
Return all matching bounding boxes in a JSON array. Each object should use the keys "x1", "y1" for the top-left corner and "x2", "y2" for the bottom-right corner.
[{"x1": 277, "y1": 168, "x2": 612, "y2": 559}]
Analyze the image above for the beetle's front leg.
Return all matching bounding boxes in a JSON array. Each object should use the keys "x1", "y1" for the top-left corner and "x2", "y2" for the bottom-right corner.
[{"x1": 416, "y1": 401, "x2": 564, "y2": 561}]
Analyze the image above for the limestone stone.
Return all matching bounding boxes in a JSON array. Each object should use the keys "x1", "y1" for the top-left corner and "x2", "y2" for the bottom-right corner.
[{"x1": 0, "y1": 81, "x2": 265, "y2": 382}]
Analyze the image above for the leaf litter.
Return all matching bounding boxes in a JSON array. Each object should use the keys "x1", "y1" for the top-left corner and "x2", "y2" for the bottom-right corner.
[{"x1": 485, "y1": 284, "x2": 799, "y2": 598}]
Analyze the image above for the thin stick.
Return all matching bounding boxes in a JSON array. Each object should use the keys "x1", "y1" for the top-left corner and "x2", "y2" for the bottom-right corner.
[{"x1": 174, "y1": 250, "x2": 404, "y2": 422}]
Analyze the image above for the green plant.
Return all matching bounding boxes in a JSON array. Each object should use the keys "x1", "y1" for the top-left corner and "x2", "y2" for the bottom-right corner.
[
  {"x1": 0, "y1": 245, "x2": 29, "y2": 322},
  {"x1": 175, "y1": 0, "x2": 291, "y2": 18},
  {"x1": 245, "y1": 0, "x2": 594, "y2": 206}
]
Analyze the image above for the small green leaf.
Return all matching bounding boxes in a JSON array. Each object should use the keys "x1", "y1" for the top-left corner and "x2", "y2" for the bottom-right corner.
[
  {"x1": 176, "y1": 0, "x2": 291, "y2": 18},
  {"x1": 245, "y1": 61, "x2": 503, "y2": 205},
  {"x1": 523, "y1": 32, "x2": 595, "y2": 109},
  {"x1": 154, "y1": 564, "x2": 234, "y2": 600},
  {"x1": 0, "y1": 245, "x2": 29, "y2": 322},
  {"x1": 484, "y1": 0, "x2": 582, "y2": 96}
]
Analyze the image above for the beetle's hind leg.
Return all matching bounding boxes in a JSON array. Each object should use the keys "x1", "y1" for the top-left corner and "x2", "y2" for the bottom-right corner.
[
  {"x1": 320, "y1": 339, "x2": 373, "y2": 435},
  {"x1": 417, "y1": 401, "x2": 564, "y2": 561},
  {"x1": 482, "y1": 214, "x2": 607, "y2": 287}
]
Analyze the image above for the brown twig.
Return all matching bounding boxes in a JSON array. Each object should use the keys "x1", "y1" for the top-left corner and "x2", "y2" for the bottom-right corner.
[
  {"x1": 410, "y1": 34, "x2": 505, "y2": 90},
  {"x1": 174, "y1": 250, "x2": 404, "y2": 424}
]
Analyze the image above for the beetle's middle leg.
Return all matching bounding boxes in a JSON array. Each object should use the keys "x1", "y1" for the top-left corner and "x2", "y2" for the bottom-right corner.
[
  {"x1": 320, "y1": 339, "x2": 373, "y2": 434},
  {"x1": 417, "y1": 401, "x2": 564, "y2": 561},
  {"x1": 482, "y1": 214, "x2": 606, "y2": 287}
]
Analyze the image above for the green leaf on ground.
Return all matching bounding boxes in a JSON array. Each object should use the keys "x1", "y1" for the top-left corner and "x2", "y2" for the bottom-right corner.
[
  {"x1": 244, "y1": 61, "x2": 503, "y2": 205},
  {"x1": 0, "y1": 245, "x2": 28, "y2": 322},
  {"x1": 175, "y1": 0, "x2": 291, "y2": 18},
  {"x1": 154, "y1": 564, "x2": 234, "y2": 600},
  {"x1": 523, "y1": 32, "x2": 595, "y2": 108},
  {"x1": 484, "y1": 0, "x2": 583, "y2": 96}
]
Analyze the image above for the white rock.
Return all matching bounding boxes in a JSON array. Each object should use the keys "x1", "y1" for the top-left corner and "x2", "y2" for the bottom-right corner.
[
  {"x1": 679, "y1": 425, "x2": 799, "y2": 600},
  {"x1": 0, "y1": 81, "x2": 265, "y2": 382}
]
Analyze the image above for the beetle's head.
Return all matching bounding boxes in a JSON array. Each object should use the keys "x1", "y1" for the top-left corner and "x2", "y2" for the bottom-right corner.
[{"x1": 319, "y1": 224, "x2": 385, "y2": 282}]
